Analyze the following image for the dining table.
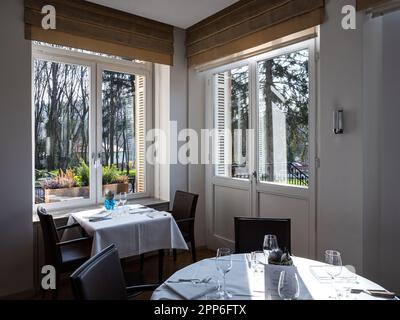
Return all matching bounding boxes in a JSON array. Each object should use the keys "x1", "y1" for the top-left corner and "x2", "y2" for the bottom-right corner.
[
  {"x1": 151, "y1": 253, "x2": 397, "y2": 300},
  {"x1": 62, "y1": 204, "x2": 189, "y2": 282}
]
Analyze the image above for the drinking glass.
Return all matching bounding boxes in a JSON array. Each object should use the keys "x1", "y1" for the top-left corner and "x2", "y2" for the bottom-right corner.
[
  {"x1": 215, "y1": 248, "x2": 233, "y2": 299},
  {"x1": 278, "y1": 270, "x2": 300, "y2": 300},
  {"x1": 325, "y1": 250, "x2": 343, "y2": 281},
  {"x1": 119, "y1": 192, "x2": 127, "y2": 207},
  {"x1": 263, "y1": 235, "x2": 279, "y2": 262}
]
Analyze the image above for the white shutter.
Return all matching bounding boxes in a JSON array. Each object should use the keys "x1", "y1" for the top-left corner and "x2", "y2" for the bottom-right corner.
[
  {"x1": 135, "y1": 75, "x2": 146, "y2": 193},
  {"x1": 215, "y1": 72, "x2": 231, "y2": 177}
]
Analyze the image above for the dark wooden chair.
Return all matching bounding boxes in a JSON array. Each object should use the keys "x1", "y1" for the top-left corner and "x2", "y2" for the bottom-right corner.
[
  {"x1": 234, "y1": 217, "x2": 291, "y2": 254},
  {"x1": 70, "y1": 244, "x2": 159, "y2": 300},
  {"x1": 170, "y1": 191, "x2": 199, "y2": 263},
  {"x1": 37, "y1": 206, "x2": 92, "y2": 299},
  {"x1": 139, "y1": 191, "x2": 199, "y2": 272}
]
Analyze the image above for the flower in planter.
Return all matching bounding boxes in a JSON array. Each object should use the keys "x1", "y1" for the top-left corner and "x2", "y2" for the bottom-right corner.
[
  {"x1": 41, "y1": 169, "x2": 77, "y2": 189},
  {"x1": 268, "y1": 248, "x2": 294, "y2": 266}
]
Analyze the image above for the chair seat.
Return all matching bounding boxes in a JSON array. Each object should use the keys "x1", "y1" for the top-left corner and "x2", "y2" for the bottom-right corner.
[{"x1": 61, "y1": 241, "x2": 92, "y2": 270}]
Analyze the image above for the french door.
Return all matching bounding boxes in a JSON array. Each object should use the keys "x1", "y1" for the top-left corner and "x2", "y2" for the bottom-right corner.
[{"x1": 205, "y1": 40, "x2": 317, "y2": 258}]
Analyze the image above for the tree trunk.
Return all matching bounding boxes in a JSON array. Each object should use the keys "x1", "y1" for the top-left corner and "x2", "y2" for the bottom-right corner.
[{"x1": 264, "y1": 60, "x2": 274, "y2": 181}]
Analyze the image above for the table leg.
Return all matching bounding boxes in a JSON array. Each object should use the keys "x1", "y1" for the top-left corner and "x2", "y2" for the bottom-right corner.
[{"x1": 158, "y1": 249, "x2": 164, "y2": 283}]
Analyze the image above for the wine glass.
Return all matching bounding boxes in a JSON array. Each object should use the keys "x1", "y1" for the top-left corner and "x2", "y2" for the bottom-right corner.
[
  {"x1": 215, "y1": 248, "x2": 233, "y2": 299},
  {"x1": 278, "y1": 270, "x2": 300, "y2": 300},
  {"x1": 325, "y1": 250, "x2": 343, "y2": 280},
  {"x1": 263, "y1": 235, "x2": 279, "y2": 262},
  {"x1": 119, "y1": 192, "x2": 127, "y2": 207}
]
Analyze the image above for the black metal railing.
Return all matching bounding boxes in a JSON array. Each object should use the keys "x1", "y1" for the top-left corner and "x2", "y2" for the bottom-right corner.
[
  {"x1": 259, "y1": 162, "x2": 309, "y2": 186},
  {"x1": 287, "y1": 163, "x2": 309, "y2": 186}
]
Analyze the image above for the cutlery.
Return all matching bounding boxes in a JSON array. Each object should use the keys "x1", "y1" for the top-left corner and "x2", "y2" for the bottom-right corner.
[
  {"x1": 167, "y1": 277, "x2": 212, "y2": 284},
  {"x1": 350, "y1": 289, "x2": 397, "y2": 299},
  {"x1": 89, "y1": 216, "x2": 112, "y2": 222}
]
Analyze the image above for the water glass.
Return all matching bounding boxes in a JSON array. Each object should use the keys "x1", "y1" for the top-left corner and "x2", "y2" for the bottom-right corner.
[
  {"x1": 325, "y1": 250, "x2": 343, "y2": 280},
  {"x1": 263, "y1": 235, "x2": 279, "y2": 262},
  {"x1": 278, "y1": 270, "x2": 300, "y2": 300},
  {"x1": 119, "y1": 192, "x2": 127, "y2": 207},
  {"x1": 215, "y1": 248, "x2": 232, "y2": 299}
]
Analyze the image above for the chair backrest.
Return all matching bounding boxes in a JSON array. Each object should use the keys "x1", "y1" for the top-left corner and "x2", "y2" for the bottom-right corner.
[
  {"x1": 234, "y1": 217, "x2": 291, "y2": 254},
  {"x1": 171, "y1": 191, "x2": 199, "y2": 232},
  {"x1": 37, "y1": 206, "x2": 62, "y2": 265},
  {"x1": 70, "y1": 244, "x2": 127, "y2": 300}
]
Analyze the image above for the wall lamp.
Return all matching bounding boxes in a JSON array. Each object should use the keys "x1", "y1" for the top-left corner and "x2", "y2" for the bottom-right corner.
[{"x1": 333, "y1": 109, "x2": 344, "y2": 134}]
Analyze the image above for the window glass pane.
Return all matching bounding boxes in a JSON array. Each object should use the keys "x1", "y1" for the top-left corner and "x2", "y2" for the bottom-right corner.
[
  {"x1": 34, "y1": 59, "x2": 90, "y2": 204},
  {"x1": 258, "y1": 49, "x2": 310, "y2": 187},
  {"x1": 101, "y1": 70, "x2": 146, "y2": 197},
  {"x1": 215, "y1": 66, "x2": 250, "y2": 179}
]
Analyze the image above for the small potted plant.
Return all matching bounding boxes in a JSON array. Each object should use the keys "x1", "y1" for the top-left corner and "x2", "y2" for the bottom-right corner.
[
  {"x1": 265, "y1": 248, "x2": 299, "y2": 299},
  {"x1": 104, "y1": 190, "x2": 116, "y2": 211}
]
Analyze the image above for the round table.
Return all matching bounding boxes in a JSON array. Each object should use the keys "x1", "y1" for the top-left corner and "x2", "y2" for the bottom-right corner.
[{"x1": 151, "y1": 254, "x2": 391, "y2": 300}]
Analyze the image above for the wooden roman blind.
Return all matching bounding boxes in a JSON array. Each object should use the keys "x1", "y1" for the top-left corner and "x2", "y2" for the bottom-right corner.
[
  {"x1": 186, "y1": 0, "x2": 325, "y2": 68},
  {"x1": 24, "y1": 0, "x2": 174, "y2": 65},
  {"x1": 357, "y1": 0, "x2": 391, "y2": 10}
]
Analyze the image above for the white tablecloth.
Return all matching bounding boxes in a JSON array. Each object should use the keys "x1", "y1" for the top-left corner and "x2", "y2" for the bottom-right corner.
[
  {"x1": 62, "y1": 205, "x2": 188, "y2": 258},
  {"x1": 151, "y1": 254, "x2": 393, "y2": 300}
]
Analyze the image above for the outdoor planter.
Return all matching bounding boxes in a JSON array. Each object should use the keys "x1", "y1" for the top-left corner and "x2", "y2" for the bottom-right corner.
[
  {"x1": 44, "y1": 186, "x2": 90, "y2": 203},
  {"x1": 44, "y1": 183, "x2": 129, "y2": 203},
  {"x1": 102, "y1": 183, "x2": 129, "y2": 195}
]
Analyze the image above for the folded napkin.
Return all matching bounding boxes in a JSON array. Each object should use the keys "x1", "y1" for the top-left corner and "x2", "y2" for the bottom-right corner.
[
  {"x1": 129, "y1": 208, "x2": 154, "y2": 215},
  {"x1": 84, "y1": 210, "x2": 111, "y2": 220},
  {"x1": 165, "y1": 281, "x2": 217, "y2": 300},
  {"x1": 147, "y1": 212, "x2": 168, "y2": 219},
  {"x1": 309, "y1": 265, "x2": 357, "y2": 283},
  {"x1": 89, "y1": 216, "x2": 112, "y2": 222}
]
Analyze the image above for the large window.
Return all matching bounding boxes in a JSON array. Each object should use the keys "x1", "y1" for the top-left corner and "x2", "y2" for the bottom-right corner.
[
  {"x1": 34, "y1": 45, "x2": 150, "y2": 207},
  {"x1": 213, "y1": 46, "x2": 310, "y2": 188}
]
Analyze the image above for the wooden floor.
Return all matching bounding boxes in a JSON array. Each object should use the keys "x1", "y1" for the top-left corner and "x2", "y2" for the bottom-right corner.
[{"x1": 39, "y1": 248, "x2": 216, "y2": 300}]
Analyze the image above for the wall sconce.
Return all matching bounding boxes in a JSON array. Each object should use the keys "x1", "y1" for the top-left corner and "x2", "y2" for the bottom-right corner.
[{"x1": 333, "y1": 109, "x2": 344, "y2": 134}]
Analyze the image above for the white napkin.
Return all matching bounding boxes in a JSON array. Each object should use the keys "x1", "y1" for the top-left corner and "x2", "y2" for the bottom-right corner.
[
  {"x1": 129, "y1": 208, "x2": 154, "y2": 215},
  {"x1": 147, "y1": 212, "x2": 168, "y2": 219},
  {"x1": 165, "y1": 282, "x2": 217, "y2": 300},
  {"x1": 309, "y1": 265, "x2": 357, "y2": 283},
  {"x1": 83, "y1": 210, "x2": 111, "y2": 219}
]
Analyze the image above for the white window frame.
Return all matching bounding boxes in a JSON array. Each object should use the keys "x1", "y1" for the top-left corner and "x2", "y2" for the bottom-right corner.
[
  {"x1": 32, "y1": 44, "x2": 154, "y2": 211},
  {"x1": 209, "y1": 39, "x2": 316, "y2": 195}
]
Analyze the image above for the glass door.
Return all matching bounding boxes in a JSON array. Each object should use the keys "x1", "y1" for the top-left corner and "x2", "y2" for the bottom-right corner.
[{"x1": 206, "y1": 39, "x2": 316, "y2": 257}]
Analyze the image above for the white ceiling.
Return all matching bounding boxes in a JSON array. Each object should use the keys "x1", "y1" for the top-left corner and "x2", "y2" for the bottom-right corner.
[{"x1": 86, "y1": 0, "x2": 238, "y2": 29}]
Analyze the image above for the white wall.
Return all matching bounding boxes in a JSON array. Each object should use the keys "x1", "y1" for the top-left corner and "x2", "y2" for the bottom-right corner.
[
  {"x1": 188, "y1": 69, "x2": 207, "y2": 247},
  {"x1": 362, "y1": 14, "x2": 382, "y2": 284},
  {"x1": 379, "y1": 11, "x2": 400, "y2": 292},
  {"x1": 317, "y1": 0, "x2": 364, "y2": 271},
  {"x1": 170, "y1": 28, "x2": 189, "y2": 201},
  {"x1": 0, "y1": 0, "x2": 33, "y2": 297},
  {"x1": 171, "y1": 28, "x2": 207, "y2": 247}
]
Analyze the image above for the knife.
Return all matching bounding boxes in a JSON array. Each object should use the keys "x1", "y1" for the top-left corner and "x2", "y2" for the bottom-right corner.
[{"x1": 350, "y1": 289, "x2": 397, "y2": 299}]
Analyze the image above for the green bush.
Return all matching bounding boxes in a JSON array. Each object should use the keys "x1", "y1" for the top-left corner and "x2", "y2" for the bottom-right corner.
[
  {"x1": 74, "y1": 160, "x2": 90, "y2": 187},
  {"x1": 102, "y1": 165, "x2": 120, "y2": 185}
]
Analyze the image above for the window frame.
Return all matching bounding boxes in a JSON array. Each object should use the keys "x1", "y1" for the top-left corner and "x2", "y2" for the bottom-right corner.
[
  {"x1": 32, "y1": 44, "x2": 154, "y2": 211},
  {"x1": 210, "y1": 39, "x2": 315, "y2": 193}
]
